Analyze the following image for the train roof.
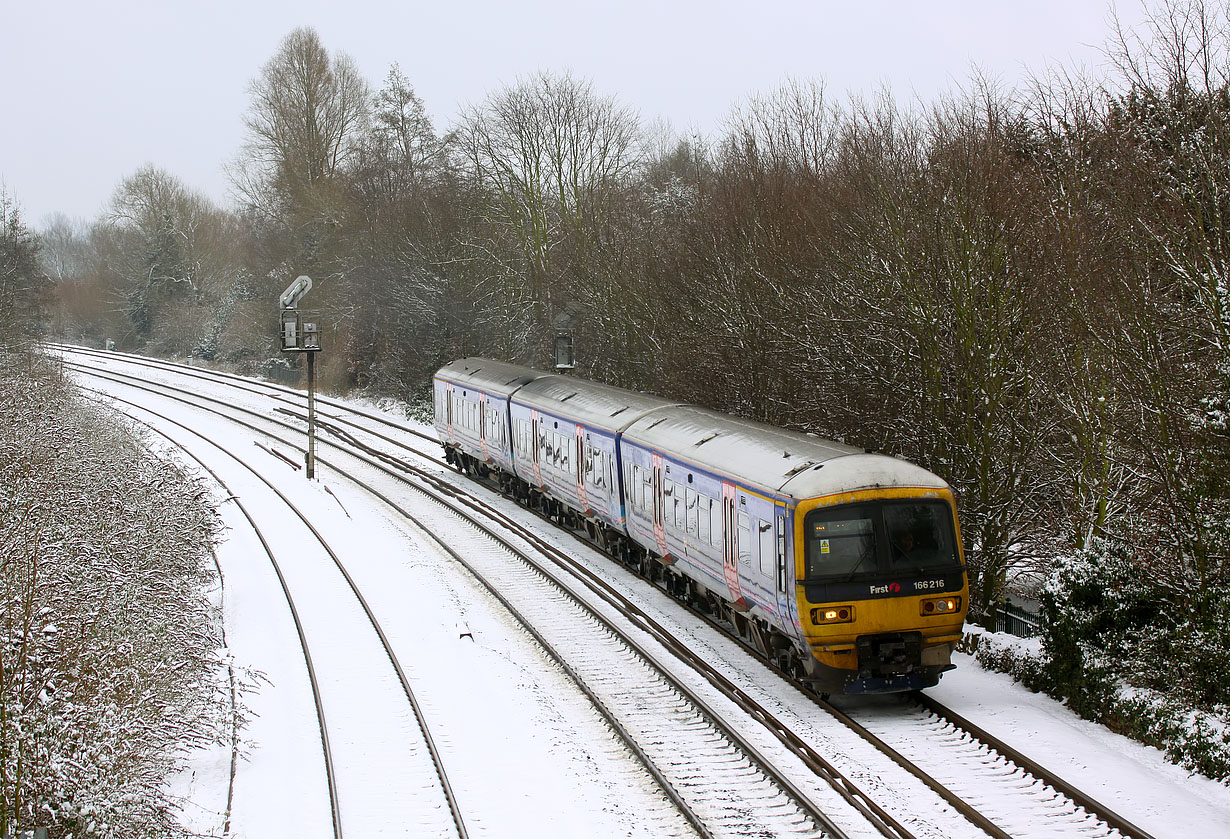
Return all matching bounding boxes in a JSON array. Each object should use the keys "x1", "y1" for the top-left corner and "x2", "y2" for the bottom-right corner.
[
  {"x1": 434, "y1": 357, "x2": 551, "y2": 398},
  {"x1": 515, "y1": 373, "x2": 680, "y2": 434},
  {"x1": 621, "y1": 405, "x2": 949, "y2": 501}
]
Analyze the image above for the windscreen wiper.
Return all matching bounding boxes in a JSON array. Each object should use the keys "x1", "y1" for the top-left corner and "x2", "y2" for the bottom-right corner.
[{"x1": 844, "y1": 550, "x2": 874, "y2": 582}]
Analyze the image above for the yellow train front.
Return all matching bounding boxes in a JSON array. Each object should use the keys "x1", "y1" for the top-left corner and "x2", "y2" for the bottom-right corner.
[{"x1": 792, "y1": 484, "x2": 968, "y2": 694}]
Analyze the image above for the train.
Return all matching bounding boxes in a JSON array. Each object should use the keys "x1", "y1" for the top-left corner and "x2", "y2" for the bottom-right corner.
[{"x1": 432, "y1": 357, "x2": 968, "y2": 694}]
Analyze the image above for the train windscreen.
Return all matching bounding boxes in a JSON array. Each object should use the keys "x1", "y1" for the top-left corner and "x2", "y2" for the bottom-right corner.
[{"x1": 804, "y1": 500, "x2": 960, "y2": 580}]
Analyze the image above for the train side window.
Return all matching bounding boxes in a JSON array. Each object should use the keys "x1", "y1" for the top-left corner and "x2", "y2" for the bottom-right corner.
[
  {"x1": 685, "y1": 488, "x2": 699, "y2": 537},
  {"x1": 759, "y1": 519, "x2": 774, "y2": 576},
  {"x1": 709, "y1": 497, "x2": 723, "y2": 547},
  {"x1": 641, "y1": 467, "x2": 652, "y2": 511},
  {"x1": 698, "y1": 495, "x2": 710, "y2": 544},
  {"x1": 738, "y1": 512, "x2": 751, "y2": 568}
]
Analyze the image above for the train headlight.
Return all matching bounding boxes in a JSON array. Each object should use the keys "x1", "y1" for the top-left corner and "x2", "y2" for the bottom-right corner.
[
  {"x1": 811, "y1": 606, "x2": 854, "y2": 625},
  {"x1": 920, "y1": 597, "x2": 961, "y2": 616}
]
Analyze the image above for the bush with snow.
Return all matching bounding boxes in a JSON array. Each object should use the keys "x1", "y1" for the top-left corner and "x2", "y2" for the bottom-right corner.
[
  {"x1": 0, "y1": 348, "x2": 234, "y2": 836},
  {"x1": 973, "y1": 541, "x2": 1230, "y2": 783}
]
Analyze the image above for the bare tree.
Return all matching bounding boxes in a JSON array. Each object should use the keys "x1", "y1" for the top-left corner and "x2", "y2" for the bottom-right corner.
[
  {"x1": 235, "y1": 27, "x2": 369, "y2": 219},
  {"x1": 454, "y1": 71, "x2": 642, "y2": 362},
  {"x1": 91, "y1": 166, "x2": 245, "y2": 357}
]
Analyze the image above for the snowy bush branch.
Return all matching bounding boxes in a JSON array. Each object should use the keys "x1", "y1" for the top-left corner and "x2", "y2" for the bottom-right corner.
[{"x1": 0, "y1": 348, "x2": 237, "y2": 837}]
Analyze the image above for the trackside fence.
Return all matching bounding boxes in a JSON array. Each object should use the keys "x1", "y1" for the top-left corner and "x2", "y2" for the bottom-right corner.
[{"x1": 994, "y1": 601, "x2": 1042, "y2": 638}]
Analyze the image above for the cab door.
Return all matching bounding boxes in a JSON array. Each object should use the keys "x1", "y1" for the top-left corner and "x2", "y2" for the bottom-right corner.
[{"x1": 773, "y1": 505, "x2": 792, "y2": 625}]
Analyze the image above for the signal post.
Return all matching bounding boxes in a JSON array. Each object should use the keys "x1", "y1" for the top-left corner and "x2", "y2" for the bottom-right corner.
[{"x1": 279, "y1": 275, "x2": 321, "y2": 479}]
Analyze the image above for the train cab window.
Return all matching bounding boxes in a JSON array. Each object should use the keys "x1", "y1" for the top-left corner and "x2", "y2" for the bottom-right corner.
[
  {"x1": 882, "y1": 502, "x2": 959, "y2": 572},
  {"x1": 805, "y1": 513, "x2": 875, "y2": 578},
  {"x1": 803, "y1": 500, "x2": 959, "y2": 580}
]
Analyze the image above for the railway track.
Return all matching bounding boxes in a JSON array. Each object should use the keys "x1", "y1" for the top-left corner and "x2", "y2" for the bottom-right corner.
[
  {"x1": 54, "y1": 344, "x2": 1160, "y2": 839},
  {"x1": 91, "y1": 393, "x2": 470, "y2": 838}
]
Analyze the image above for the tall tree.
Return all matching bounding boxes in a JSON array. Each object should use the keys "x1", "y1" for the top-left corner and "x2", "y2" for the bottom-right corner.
[
  {"x1": 0, "y1": 192, "x2": 48, "y2": 342},
  {"x1": 455, "y1": 71, "x2": 642, "y2": 363},
  {"x1": 232, "y1": 27, "x2": 371, "y2": 375},
  {"x1": 236, "y1": 27, "x2": 369, "y2": 220}
]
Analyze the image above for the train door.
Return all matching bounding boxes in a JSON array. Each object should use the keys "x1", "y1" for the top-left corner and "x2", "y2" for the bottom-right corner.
[
  {"x1": 575, "y1": 425, "x2": 590, "y2": 513},
  {"x1": 722, "y1": 482, "x2": 747, "y2": 610},
  {"x1": 478, "y1": 392, "x2": 489, "y2": 460},
  {"x1": 530, "y1": 410, "x2": 543, "y2": 487},
  {"x1": 651, "y1": 452, "x2": 668, "y2": 557},
  {"x1": 445, "y1": 383, "x2": 455, "y2": 442}
]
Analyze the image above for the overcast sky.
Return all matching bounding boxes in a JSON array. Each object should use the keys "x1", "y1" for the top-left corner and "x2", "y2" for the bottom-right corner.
[{"x1": 1, "y1": 0, "x2": 1154, "y2": 226}]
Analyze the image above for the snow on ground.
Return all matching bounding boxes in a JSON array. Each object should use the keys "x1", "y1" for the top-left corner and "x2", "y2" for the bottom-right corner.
[
  {"x1": 114, "y1": 378, "x2": 690, "y2": 838},
  {"x1": 929, "y1": 650, "x2": 1230, "y2": 839},
  {"x1": 64, "y1": 350, "x2": 1230, "y2": 839}
]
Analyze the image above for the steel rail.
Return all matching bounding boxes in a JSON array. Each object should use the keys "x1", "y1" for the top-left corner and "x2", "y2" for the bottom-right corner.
[
  {"x1": 912, "y1": 692, "x2": 1156, "y2": 839},
  {"x1": 86, "y1": 397, "x2": 345, "y2": 839},
  {"x1": 79, "y1": 388, "x2": 470, "y2": 839},
  {"x1": 50, "y1": 342, "x2": 440, "y2": 444}
]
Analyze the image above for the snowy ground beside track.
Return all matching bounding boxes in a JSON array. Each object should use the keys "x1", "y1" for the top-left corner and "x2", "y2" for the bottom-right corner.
[{"x1": 61, "y1": 354, "x2": 1229, "y2": 839}]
